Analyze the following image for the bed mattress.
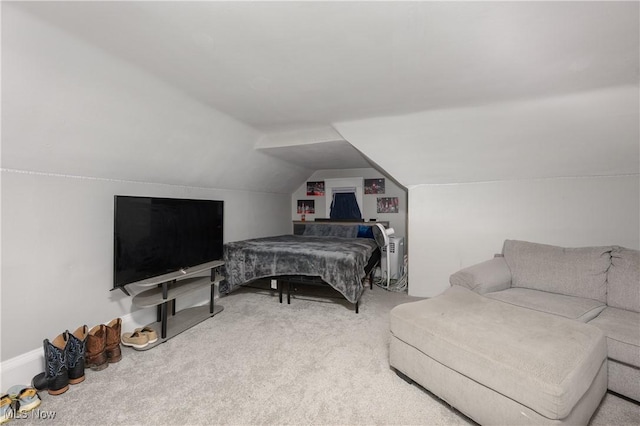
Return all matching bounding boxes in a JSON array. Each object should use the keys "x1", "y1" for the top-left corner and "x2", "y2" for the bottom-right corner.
[{"x1": 222, "y1": 235, "x2": 378, "y2": 303}]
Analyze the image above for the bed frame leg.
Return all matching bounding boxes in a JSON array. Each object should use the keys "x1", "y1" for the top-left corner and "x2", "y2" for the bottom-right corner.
[
  {"x1": 355, "y1": 301, "x2": 359, "y2": 314},
  {"x1": 278, "y1": 280, "x2": 282, "y2": 303},
  {"x1": 287, "y1": 281, "x2": 291, "y2": 304}
]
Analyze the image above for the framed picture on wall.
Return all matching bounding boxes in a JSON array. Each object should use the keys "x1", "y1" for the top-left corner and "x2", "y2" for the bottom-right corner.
[
  {"x1": 297, "y1": 200, "x2": 315, "y2": 214},
  {"x1": 377, "y1": 197, "x2": 399, "y2": 213},
  {"x1": 365, "y1": 178, "x2": 385, "y2": 194},
  {"x1": 306, "y1": 181, "x2": 325, "y2": 196}
]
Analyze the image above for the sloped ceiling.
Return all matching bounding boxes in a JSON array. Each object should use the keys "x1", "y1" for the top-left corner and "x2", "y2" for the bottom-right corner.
[
  {"x1": 4, "y1": 1, "x2": 639, "y2": 182},
  {"x1": 2, "y1": 3, "x2": 312, "y2": 194}
]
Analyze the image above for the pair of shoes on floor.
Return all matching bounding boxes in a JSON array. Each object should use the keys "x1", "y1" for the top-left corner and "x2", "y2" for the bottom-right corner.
[
  {"x1": 0, "y1": 386, "x2": 41, "y2": 423},
  {"x1": 121, "y1": 326, "x2": 158, "y2": 349},
  {"x1": 32, "y1": 318, "x2": 123, "y2": 395},
  {"x1": 86, "y1": 318, "x2": 122, "y2": 371},
  {"x1": 32, "y1": 325, "x2": 88, "y2": 395}
]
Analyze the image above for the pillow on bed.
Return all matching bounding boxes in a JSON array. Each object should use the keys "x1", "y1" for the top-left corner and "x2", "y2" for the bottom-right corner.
[
  {"x1": 302, "y1": 224, "x2": 358, "y2": 238},
  {"x1": 357, "y1": 225, "x2": 374, "y2": 239}
]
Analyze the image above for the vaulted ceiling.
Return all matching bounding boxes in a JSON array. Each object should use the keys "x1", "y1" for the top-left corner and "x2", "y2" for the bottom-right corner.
[{"x1": 5, "y1": 1, "x2": 639, "y2": 178}]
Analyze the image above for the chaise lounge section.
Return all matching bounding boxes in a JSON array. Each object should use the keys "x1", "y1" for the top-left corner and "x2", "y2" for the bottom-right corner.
[
  {"x1": 389, "y1": 240, "x2": 639, "y2": 425},
  {"x1": 390, "y1": 286, "x2": 608, "y2": 425}
]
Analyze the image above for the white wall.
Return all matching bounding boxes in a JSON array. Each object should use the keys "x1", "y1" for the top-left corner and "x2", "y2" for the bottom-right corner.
[
  {"x1": 409, "y1": 175, "x2": 639, "y2": 297},
  {"x1": 291, "y1": 168, "x2": 407, "y2": 239}
]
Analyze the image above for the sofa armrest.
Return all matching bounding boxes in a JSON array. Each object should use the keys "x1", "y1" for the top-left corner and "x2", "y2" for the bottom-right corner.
[{"x1": 449, "y1": 257, "x2": 512, "y2": 294}]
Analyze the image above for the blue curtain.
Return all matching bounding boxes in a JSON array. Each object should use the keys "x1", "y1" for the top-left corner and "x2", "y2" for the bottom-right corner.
[{"x1": 330, "y1": 192, "x2": 362, "y2": 220}]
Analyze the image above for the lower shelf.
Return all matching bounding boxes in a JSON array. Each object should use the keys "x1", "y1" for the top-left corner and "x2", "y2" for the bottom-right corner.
[{"x1": 133, "y1": 304, "x2": 224, "y2": 351}]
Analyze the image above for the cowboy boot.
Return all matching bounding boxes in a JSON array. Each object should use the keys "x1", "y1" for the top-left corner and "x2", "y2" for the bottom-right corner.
[
  {"x1": 41, "y1": 333, "x2": 69, "y2": 395},
  {"x1": 105, "y1": 318, "x2": 122, "y2": 363},
  {"x1": 65, "y1": 325, "x2": 88, "y2": 384},
  {"x1": 85, "y1": 324, "x2": 108, "y2": 371}
]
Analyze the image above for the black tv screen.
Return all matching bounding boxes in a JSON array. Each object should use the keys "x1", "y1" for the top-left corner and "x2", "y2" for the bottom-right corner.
[{"x1": 113, "y1": 196, "x2": 223, "y2": 289}]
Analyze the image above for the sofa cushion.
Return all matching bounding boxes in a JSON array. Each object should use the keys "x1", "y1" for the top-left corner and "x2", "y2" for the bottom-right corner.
[
  {"x1": 389, "y1": 286, "x2": 607, "y2": 420},
  {"x1": 502, "y1": 240, "x2": 611, "y2": 303},
  {"x1": 607, "y1": 246, "x2": 640, "y2": 313},
  {"x1": 485, "y1": 288, "x2": 606, "y2": 322},
  {"x1": 589, "y1": 307, "x2": 640, "y2": 368}
]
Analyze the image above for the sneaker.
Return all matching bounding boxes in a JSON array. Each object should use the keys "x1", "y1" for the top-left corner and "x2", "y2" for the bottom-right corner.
[
  {"x1": 7, "y1": 386, "x2": 41, "y2": 414},
  {"x1": 121, "y1": 331, "x2": 149, "y2": 349},
  {"x1": 134, "y1": 326, "x2": 158, "y2": 344},
  {"x1": 0, "y1": 394, "x2": 12, "y2": 424}
]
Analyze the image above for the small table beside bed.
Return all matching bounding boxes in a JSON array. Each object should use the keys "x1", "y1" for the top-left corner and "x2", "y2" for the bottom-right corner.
[{"x1": 221, "y1": 221, "x2": 386, "y2": 313}]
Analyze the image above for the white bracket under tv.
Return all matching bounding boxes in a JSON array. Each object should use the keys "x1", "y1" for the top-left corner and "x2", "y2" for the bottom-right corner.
[{"x1": 129, "y1": 260, "x2": 225, "y2": 350}]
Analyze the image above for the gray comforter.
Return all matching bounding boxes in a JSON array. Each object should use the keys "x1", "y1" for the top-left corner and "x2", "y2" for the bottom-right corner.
[{"x1": 222, "y1": 235, "x2": 378, "y2": 304}]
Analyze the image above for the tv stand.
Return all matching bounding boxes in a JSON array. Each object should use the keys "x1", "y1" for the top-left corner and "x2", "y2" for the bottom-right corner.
[{"x1": 130, "y1": 260, "x2": 225, "y2": 350}]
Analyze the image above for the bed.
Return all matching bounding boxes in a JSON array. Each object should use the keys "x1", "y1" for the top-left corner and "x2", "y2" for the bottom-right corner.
[{"x1": 221, "y1": 223, "x2": 381, "y2": 312}]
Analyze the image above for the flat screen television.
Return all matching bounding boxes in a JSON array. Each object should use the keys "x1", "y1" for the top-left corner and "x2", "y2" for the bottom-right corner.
[{"x1": 113, "y1": 196, "x2": 223, "y2": 294}]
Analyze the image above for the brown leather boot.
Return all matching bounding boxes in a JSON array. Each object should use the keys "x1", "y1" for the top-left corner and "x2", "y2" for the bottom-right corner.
[
  {"x1": 85, "y1": 324, "x2": 108, "y2": 371},
  {"x1": 105, "y1": 318, "x2": 122, "y2": 363}
]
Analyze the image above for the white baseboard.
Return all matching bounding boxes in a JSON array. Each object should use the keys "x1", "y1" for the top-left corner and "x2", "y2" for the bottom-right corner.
[
  {"x1": 0, "y1": 293, "x2": 214, "y2": 391},
  {"x1": 0, "y1": 347, "x2": 44, "y2": 392}
]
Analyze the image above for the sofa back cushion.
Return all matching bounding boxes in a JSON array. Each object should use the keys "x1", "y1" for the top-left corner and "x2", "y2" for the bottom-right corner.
[
  {"x1": 502, "y1": 240, "x2": 611, "y2": 302},
  {"x1": 607, "y1": 246, "x2": 640, "y2": 313}
]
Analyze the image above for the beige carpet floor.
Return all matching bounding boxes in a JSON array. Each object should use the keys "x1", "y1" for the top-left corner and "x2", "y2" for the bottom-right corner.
[{"x1": 17, "y1": 284, "x2": 640, "y2": 425}]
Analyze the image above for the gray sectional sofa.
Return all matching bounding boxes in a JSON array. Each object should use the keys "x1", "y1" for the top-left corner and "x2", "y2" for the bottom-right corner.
[
  {"x1": 389, "y1": 239, "x2": 639, "y2": 425},
  {"x1": 450, "y1": 240, "x2": 640, "y2": 402}
]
